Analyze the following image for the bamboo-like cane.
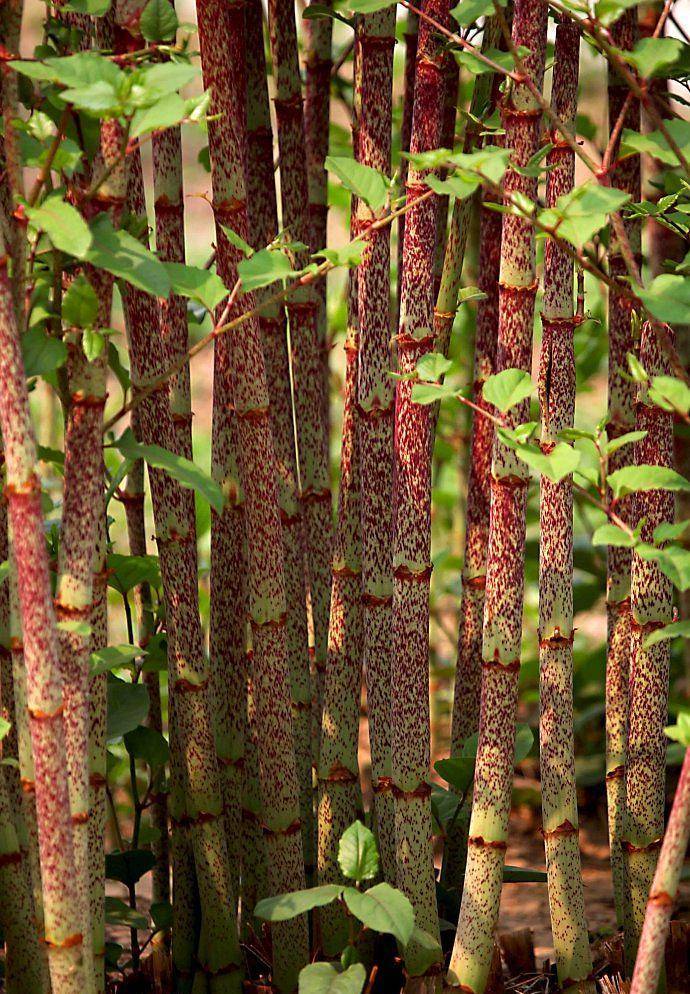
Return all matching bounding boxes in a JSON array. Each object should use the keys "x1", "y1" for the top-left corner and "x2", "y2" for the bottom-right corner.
[{"x1": 447, "y1": 0, "x2": 548, "y2": 989}]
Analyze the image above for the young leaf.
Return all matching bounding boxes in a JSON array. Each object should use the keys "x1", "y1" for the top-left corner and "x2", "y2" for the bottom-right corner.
[
  {"x1": 654, "y1": 520, "x2": 690, "y2": 544},
  {"x1": 91, "y1": 644, "x2": 143, "y2": 676},
  {"x1": 411, "y1": 382, "x2": 458, "y2": 405},
  {"x1": 404, "y1": 927, "x2": 443, "y2": 974},
  {"x1": 605, "y1": 430, "x2": 647, "y2": 455},
  {"x1": 538, "y1": 183, "x2": 630, "y2": 249},
  {"x1": 337, "y1": 821, "x2": 379, "y2": 883},
  {"x1": 106, "y1": 849, "x2": 156, "y2": 887},
  {"x1": 315, "y1": 242, "x2": 364, "y2": 268},
  {"x1": 503, "y1": 865, "x2": 548, "y2": 883},
  {"x1": 607, "y1": 465, "x2": 690, "y2": 499},
  {"x1": 665, "y1": 712, "x2": 690, "y2": 748},
  {"x1": 592, "y1": 523, "x2": 636, "y2": 548},
  {"x1": 104, "y1": 897, "x2": 148, "y2": 931},
  {"x1": 107, "y1": 676, "x2": 149, "y2": 741},
  {"x1": 511, "y1": 441, "x2": 581, "y2": 483},
  {"x1": 625, "y1": 37, "x2": 684, "y2": 79},
  {"x1": 434, "y1": 756, "x2": 474, "y2": 795},
  {"x1": 25, "y1": 195, "x2": 92, "y2": 258},
  {"x1": 116, "y1": 429, "x2": 225, "y2": 514},
  {"x1": 636, "y1": 544, "x2": 690, "y2": 591},
  {"x1": 648, "y1": 375, "x2": 690, "y2": 415},
  {"x1": 84, "y1": 216, "x2": 170, "y2": 298},
  {"x1": 164, "y1": 262, "x2": 228, "y2": 311},
  {"x1": 62, "y1": 274, "x2": 99, "y2": 328},
  {"x1": 254, "y1": 885, "x2": 343, "y2": 921},
  {"x1": 483, "y1": 368, "x2": 533, "y2": 412},
  {"x1": 21, "y1": 326, "x2": 68, "y2": 378},
  {"x1": 325, "y1": 156, "x2": 389, "y2": 210},
  {"x1": 342, "y1": 883, "x2": 415, "y2": 947},
  {"x1": 107, "y1": 553, "x2": 161, "y2": 594},
  {"x1": 0, "y1": 716, "x2": 11, "y2": 741},
  {"x1": 416, "y1": 352, "x2": 454, "y2": 381},
  {"x1": 238, "y1": 247, "x2": 299, "y2": 292},
  {"x1": 130, "y1": 93, "x2": 187, "y2": 139},
  {"x1": 124, "y1": 724, "x2": 170, "y2": 768},
  {"x1": 643, "y1": 620, "x2": 690, "y2": 649},
  {"x1": 139, "y1": 0, "x2": 179, "y2": 41},
  {"x1": 298, "y1": 962, "x2": 366, "y2": 994}
]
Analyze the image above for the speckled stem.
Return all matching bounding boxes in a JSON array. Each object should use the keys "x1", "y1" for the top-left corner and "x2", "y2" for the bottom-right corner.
[
  {"x1": 304, "y1": 0, "x2": 333, "y2": 425},
  {"x1": 122, "y1": 162, "x2": 242, "y2": 994},
  {"x1": 537, "y1": 19, "x2": 593, "y2": 992},
  {"x1": 396, "y1": 8, "x2": 419, "y2": 328},
  {"x1": 355, "y1": 6, "x2": 397, "y2": 886},
  {"x1": 447, "y1": 1, "x2": 548, "y2": 989},
  {"x1": 0, "y1": 752, "x2": 44, "y2": 994},
  {"x1": 240, "y1": 667, "x2": 269, "y2": 938},
  {"x1": 55, "y1": 335, "x2": 107, "y2": 994},
  {"x1": 0, "y1": 493, "x2": 20, "y2": 816},
  {"x1": 444, "y1": 33, "x2": 503, "y2": 890},
  {"x1": 0, "y1": 0, "x2": 25, "y2": 321},
  {"x1": 629, "y1": 748, "x2": 690, "y2": 994},
  {"x1": 245, "y1": 0, "x2": 314, "y2": 885},
  {"x1": 605, "y1": 7, "x2": 641, "y2": 933},
  {"x1": 0, "y1": 259, "x2": 85, "y2": 993},
  {"x1": 266, "y1": 0, "x2": 333, "y2": 710},
  {"x1": 391, "y1": 2, "x2": 449, "y2": 980},
  {"x1": 89, "y1": 510, "x2": 107, "y2": 994},
  {"x1": 197, "y1": 2, "x2": 309, "y2": 989},
  {"x1": 317, "y1": 237, "x2": 363, "y2": 955},
  {"x1": 623, "y1": 320, "x2": 675, "y2": 972},
  {"x1": 432, "y1": 49, "x2": 459, "y2": 302}
]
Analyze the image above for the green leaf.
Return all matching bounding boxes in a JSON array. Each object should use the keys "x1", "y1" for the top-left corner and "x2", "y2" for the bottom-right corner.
[
  {"x1": 456, "y1": 46, "x2": 521, "y2": 77},
  {"x1": 405, "y1": 927, "x2": 443, "y2": 974},
  {"x1": 21, "y1": 325, "x2": 67, "y2": 378},
  {"x1": 434, "y1": 756, "x2": 474, "y2": 795},
  {"x1": 648, "y1": 375, "x2": 690, "y2": 415},
  {"x1": 606, "y1": 430, "x2": 647, "y2": 455},
  {"x1": 411, "y1": 382, "x2": 458, "y2": 405},
  {"x1": 220, "y1": 225, "x2": 253, "y2": 258},
  {"x1": 254, "y1": 885, "x2": 343, "y2": 921},
  {"x1": 503, "y1": 865, "x2": 547, "y2": 882},
  {"x1": 116, "y1": 429, "x2": 224, "y2": 514},
  {"x1": 644, "y1": 620, "x2": 690, "y2": 649},
  {"x1": 666, "y1": 712, "x2": 690, "y2": 747},
  {"x1": 325, "y1": 156, "x2": 389, "y2": 210},
  {"x1": 625, "y1": 37, "x2": 684, "y2": 78},
  {"x1": 107, "y1": 676, "x2": 149, "y2": 741},
  {"x1": 483, "y1": 368, "x2": 533, "y2": 412},
  {"x1": 427, "y1": 173, "x2": 480, "y2": 200},
  {"x1": 298, "y1": 962, "x2": 366, "y2": 994},
  {"x1": 164, "y1": 262, "x2": 227, "y2": 310},
  {"x1": 124, "y1": 724, "x2": 169, "y2": 768},
  {"x1": 342, "y1": 883, "x2": 414, "y2": 947},
  {"x1": 621, "y1": 119, "x2": 690, "y2": 168},
  {"x1": 654, "y1": 521, "x2": 690, "y2": 544},
  {"x1": 104, "y1": 897, "x2": 148, "y2": 931},
  {"x1": 510, "y1": 441, "x2": 581, "y2": 483},
  {"x1": 238, "y1": 247, "x2": 299, "y2": 292},
  {"x1": 130, "y1": 93, "x2": 187, "y2": 139},
  {"x1": 416, "y1": 352, "x2": 453, "y2": 381},
  {"x1": 636, "y1": 544, "x2": 690, "y2": 591},
  {"x1": 450, "y1": 147, "x2": 512, "y2": 186},
  {"x1": 627, "y1": 352, "x2": 648, "y2": 383},
  {"x1": 315, "y1": 242, "x2": 364, "y2": 268},
  {"x1": 107, "y1": 553, "x2": 161, "y2": 594},
  {"x1": 514, "y1": 724, "x2": 534, "y2": 763},
  {"x1": 25, "y1": 194, "x2": 92, "y2": 258},
  {"x1": 450, "y1": 0, "x2": 505, "y2": 25},
  {"x1": 106, "y1": 849, "x2": 156, "y2": 887},
  {"x1": 133, "y1": 63, "x2": 197, "y2": 104},
  {"x1": 639, "y1": 276, "x2": 690, "y2": 325},
  {"x1": 91, "y1": 644, "x2": 143, "y2": 676},
  {"x1": 594, "y1": 0, "x2": 639, "y2": 26},
  {"x1": 607, "y1": 465, "x2": 690, "y2": 499},
  {"x1": 62, "y1": 274, "x2": 99, "y2": 328},
  {"x1": 84, "y1": 216, "x2": 170, "y2": 297},
  {"x1": 150, "y1": 901, "x2": 173, "y2": 931},
  {"x1": 592, "y1": 523, "x2": 636, "y2": 548},
  {"x1": 0, "y1": 716, "x2": 11, "y2": 741},
  {"x1": 337, "y1": 821, "x2": 379, "y2": 882},
  {"x1": 61, "y1": 80, "x2": 122, "y2": 116},
  {"x1": 139, "y1": 0, "x2": 179, "y2": 41},
  {"x1": 538, "y1": 183, "x2": 630, "y2": 249},
  {"x1": 62, "y1": 0, "x2": 111, "y2": 13},
  {"x1": 57, "y1": 618, "x2": 91, "y2": 637},
  {"x1": 336, "y1": 0, "x2": 393, "y2": 12},
  {"x1": 83, "y1": 329, "x2": 105, "y2": 362}
]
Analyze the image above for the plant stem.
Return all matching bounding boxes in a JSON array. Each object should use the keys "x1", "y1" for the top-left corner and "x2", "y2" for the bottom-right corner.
[
  {"x1": 266, "y1": 0, "x2": 333, "y2": 712},
  {"x1": 0, "y1": 255, "x2": 85, "y2": 994},
  {"x1": 391, "y1": 0, "x2": 449, "y2": 980},
  {"x1": 605, "y1": 6, "x2": 641, "y2": 933},
  {"x1": 623, "y1": 320, "x2": 675, "y2": 972},
  {"x1": 355, "y1": 5, "x2": 397, "y2": 886},
  {"x1": 446, "y1": 0, "x2": 548, "y2": 988},
  {"x1": 246, "y1": 0, "x2": 314, "y2": 885},
  {"x1": 396, "y1": 7, "x2": 419, "y2": 328},
  {"x1": 197, "y1": 2, "x2": 309, "y2": 988},
  {"x1": 629, "y1": 748, "x2": 690, "y2": 994},
  {"x1": 537, "y1": 18, "x2": 594, "y2": 992}
]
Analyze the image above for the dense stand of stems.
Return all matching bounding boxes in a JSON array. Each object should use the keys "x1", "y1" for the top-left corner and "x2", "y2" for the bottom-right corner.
[
  {"x1": 604, "y1": 7, "x2": 641, "y2": 932},
  {"x1": 245, "y1": 0, "x2": 314, "y2": 884},
  {"x1": 537, "y1": 19, "x2": 594, "y2": 992},
  {"x1": 447, "y1": 0, "x2": 548, "y2": 989},
  {"x1": 355, "y1": 6, "x2": 397, "y2": 885},
  {"x1": 623, "y1": 320, "x2": 675, "y2": 969},
  {"x1": 391, "y1": 1, "x2": 449, "y2": 980},
  {"x1": 197, "y1": 2, "x2": 309, "y2": 989},
  {"x1": 629, "y1": 748, "x2": 690, "y2": 994},
  {"x1": 266, "y1": 0, "x2": 333, "y2": 711},
  {"x1": 0, "y1": 259, "x2": 85, "y2": 993}
]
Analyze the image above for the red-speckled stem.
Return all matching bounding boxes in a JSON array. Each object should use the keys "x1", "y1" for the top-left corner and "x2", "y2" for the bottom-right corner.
[
  {"x1": 0, "y1": 259, "x2": 85, "y2": 994},
  {"x1": 624, "y1": 320, "x2": 675, "y2": 971},
  {"x1": 396, "y1": 8, "x2": 419, "y2": 328},
  {"x1": 605, "y1": 7, "x2": 641, "y2": 932},
  {"x1": 629, "y1": 748, "x2": 690, "y2": 994},
  {"x1": 266, "y1": 0, "x2": 333, "y2": 710},
  {"x1": 391, "y1": 1, "x2": 449, "y2": 979},
  {"x1": 245, "y1": 0, "x2": 314, "y2": 885},
  {"x1": 355, "y1": 6, "x2": 397, "y2": 886},
  {"x1": 447, "y1": 1, "x2": 548, "y2": 989},
  {"x1": 197, "y1": 2, "x2": 309, "y2": 988},
  {"x1": 537, "y1": 19, "x2": 594, "y2": 992}
]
